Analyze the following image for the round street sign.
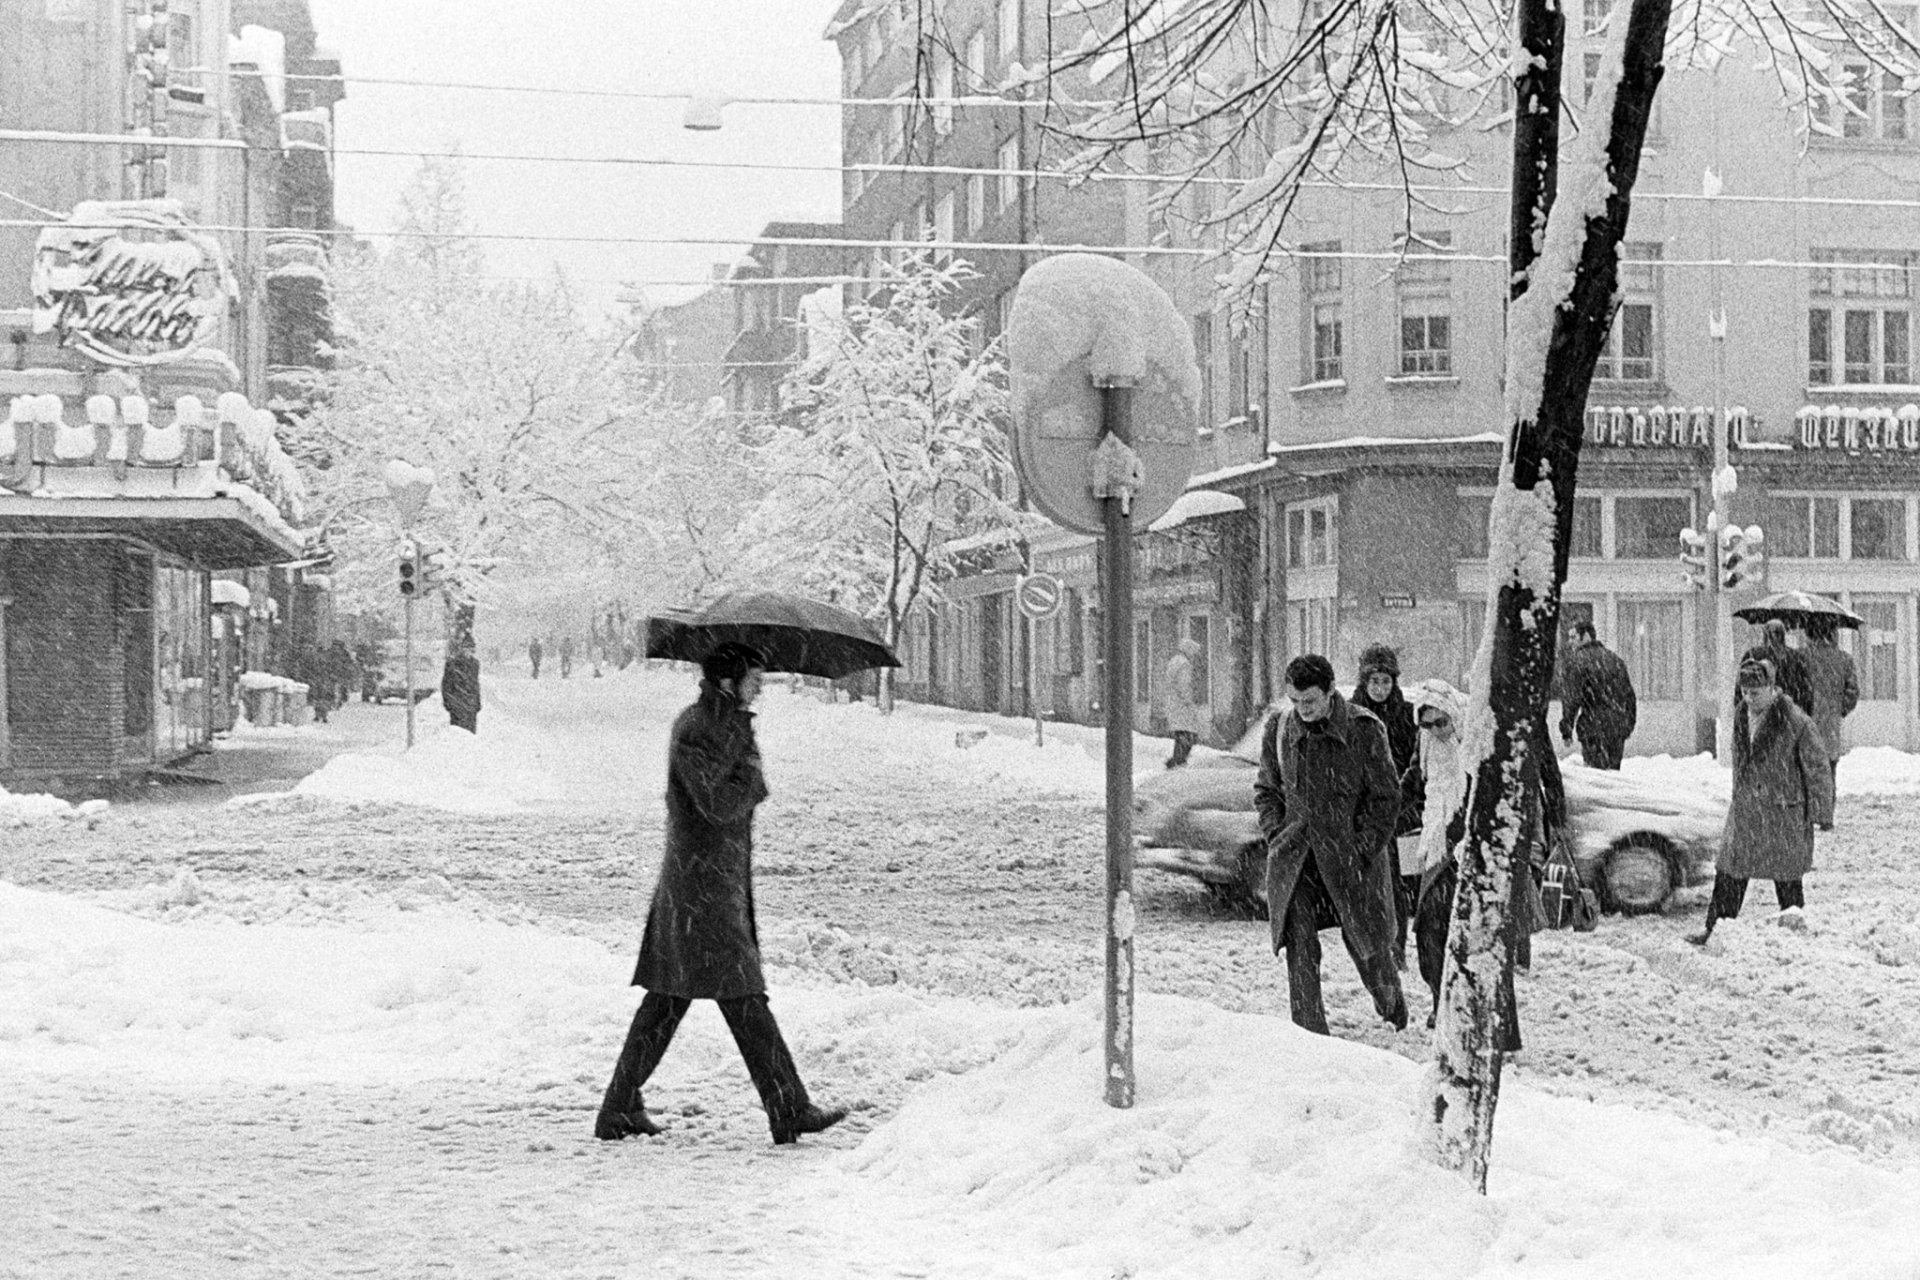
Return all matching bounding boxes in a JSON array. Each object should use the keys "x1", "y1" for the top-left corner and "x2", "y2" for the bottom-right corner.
[
  {"x1": 1015, "y1": 572, "x2": 1065, "y2": 622},
  {"x1": 1007, "y1": 254, "x2": 1202, "y2": 536}
]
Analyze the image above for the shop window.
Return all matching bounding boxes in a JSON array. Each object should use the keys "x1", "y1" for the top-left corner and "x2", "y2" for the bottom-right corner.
[
  {"x1": 1853, "y1": 598, "x2": 1902, "y2": 700},
  {"x1": 1612, "y1": 495, "x2": 1691, "y2": 559},
  {"x1": 1594, "y1": 245, "x2": 1660, "y2": 382},
  {"x1": 1134, "y1": 618, "x2": 1152, "y2": 702},
  {"x1": 1619, "y1": 597, "x2": 1685, "y2": 700},
  {"x1": 1286, "y1": 498, "x2": 1338, "y2": 568},
  {"x1": 1185, "y1": 615, "x2": 1211, "y2": 702},
  {"x1": 1850, "y1": 497, "x2": 1907, "y2": 560},
  {"x1": 1396, "y1": 232, "x2": 1452, "y2": 375},
  {"x1": 1301, "y1": 242, "x2": 1343, "y2": 383},
  {"x1": 1456, "y1": 491, "x2": 1492, "y2": 558},
  {"x1": 1066, "y1": 588, "x2": 1085, "y2": 675},
  {"x1": 1809, "y1": 249, "x2": 1914, "y2": 385}
]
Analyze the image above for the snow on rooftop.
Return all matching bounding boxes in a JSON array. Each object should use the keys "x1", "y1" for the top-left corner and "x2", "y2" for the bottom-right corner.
[
  {"x1": 1268, "y1": 432, "x2": 1505, "y2": 455},
  {"x1": 1147, "y1": 487, "x2": 1244, "y2": 531},
  {"x1": 1186, "y1": 457, "x2": 1275, "y2": 487}
]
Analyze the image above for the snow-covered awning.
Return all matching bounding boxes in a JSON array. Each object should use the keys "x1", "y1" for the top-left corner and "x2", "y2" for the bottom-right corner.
[
  {"x1": 1149, "y1": 489, "x2": 1245, "y2": 533},
  {"x1": 211, "y1": 579, "x2": 251, "y2": 608}
]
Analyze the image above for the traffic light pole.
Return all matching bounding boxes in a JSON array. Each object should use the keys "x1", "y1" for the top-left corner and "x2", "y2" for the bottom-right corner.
[{"x1": 403, "y1": 594, "x2": 416, "y2": 749}]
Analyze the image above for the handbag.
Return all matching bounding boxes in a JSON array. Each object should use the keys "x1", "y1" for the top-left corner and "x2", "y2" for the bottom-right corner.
[{"x1": 1540, "y1": 837, "x2": 1597, "y2": 931}]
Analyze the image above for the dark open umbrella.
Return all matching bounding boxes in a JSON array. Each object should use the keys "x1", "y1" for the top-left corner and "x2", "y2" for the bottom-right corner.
[
  {"x1": 645, "y1": 590, "x2": 900, "y2": 679},
  {"x1": 1733, "y1": 590, "x2": 1865, "y2": 629}
]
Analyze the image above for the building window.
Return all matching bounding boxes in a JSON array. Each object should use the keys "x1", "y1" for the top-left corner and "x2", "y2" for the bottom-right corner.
[
  {"x1": 1851, "y1": 497, "x2": 1907, "y2": 559},
  {"x1": 1810, "y1": 249, "x2": 1913, "y2": 385},
  {"x1": 1285, "y1": 497, "x2": 1338, "y2": 568},
  {"x1": 992, "y1": 289, "x2": 1014, "y2": 339},
  {"x1": 1763, "y1": 495, "x2": 1842, "y2": 558},
  {"x1": 888, "y1": 104, "x2": 908, "y2": 158},
  {"x1": 845, "y1": 41, "x2": 864, "y2": 93},
  {"x1": 965, "y1": 28, "x2": 989, "y2": 88},
  {"x1": 864, "y1": 16, "x2": 885, "y2": 70},
  {"x1": 934, "y1": 192, "x2": 956, "y2": 254},
  {"x1": 931, "y1": 48, "x2": 955, "y2": 134},
  {"x1": 1301, "y1": 241, "x2": 1342, "y2": 383},
  {"x1": 1618, "y1": 598, "x2": 1685, "y2": 700},
  {"x1": 999, "y1": 0, "x2": 1021, "y2": 66},
  {"x1": 1595, "y1": 243, "x2": 1660, "y2": 382},
  {"x1": 966, "y1": 173, "x2": 986, "y2": 233},
  {"x1": 1397, "y1": 232, "x2": 1452, "y2": 375},
  {"x1": 1134, "y1": 618, "x2": 1152, "y2": 702},
  {"x1": 1185, "y1": 615, "x2": 1211, "y2": 702},
  {"x1": 1828, "y1": 64, "x2": 1911, "y2": 141},
  {"x1": 169, "y1": 9, "x2": 198, "y2": 88},
  {"x1": 1612, "y1": 495, "x2": 1691, "y2": 558},
  {"x1": 1571, "y1": 494, "x2": 1603, "y2": 558},
  {"x1": 1061, "y1": 588, "x2": 1085, "y2": 675},
  {"x1": 997, "y1": 136, "x2": 1020, "y2": 211},
  {"x1": 1191, "y1": 312, "x2": 1215, "y2": 431}
]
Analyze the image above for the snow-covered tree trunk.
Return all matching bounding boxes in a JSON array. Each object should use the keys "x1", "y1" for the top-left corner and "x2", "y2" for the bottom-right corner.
[{"x1": 1427, "y1": 0, "x2": 1672, "y2": 1190}]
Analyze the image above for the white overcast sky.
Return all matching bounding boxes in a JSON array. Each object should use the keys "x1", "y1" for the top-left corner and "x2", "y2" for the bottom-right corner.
[{"x1": 304, "y1": 0, "x2": 844, "y2": 316}]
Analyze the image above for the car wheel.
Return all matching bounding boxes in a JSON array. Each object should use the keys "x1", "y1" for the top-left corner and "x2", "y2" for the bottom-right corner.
[{"x1": 1601, "y1": 839, "x2": 1674, "y2": 915}]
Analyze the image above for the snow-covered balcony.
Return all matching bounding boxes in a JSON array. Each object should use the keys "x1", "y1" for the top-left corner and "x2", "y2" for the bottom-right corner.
[
  {"x1": 266, "y1": 232, "x2": 328, "y2": 275},
  {"x1": 0, "y1": 390, "x2": 308, "y2": 568}
]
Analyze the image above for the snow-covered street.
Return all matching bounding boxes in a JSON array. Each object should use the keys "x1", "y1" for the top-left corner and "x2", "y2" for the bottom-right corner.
[{"x1": 4, "y1": 668, "x2": 1920, "y2": 1277}]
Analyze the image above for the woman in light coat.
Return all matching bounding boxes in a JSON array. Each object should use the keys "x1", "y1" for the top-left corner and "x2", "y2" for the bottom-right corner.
[{"x1": 1689, "y1": 656, "x2": 1835, "y2": 944}]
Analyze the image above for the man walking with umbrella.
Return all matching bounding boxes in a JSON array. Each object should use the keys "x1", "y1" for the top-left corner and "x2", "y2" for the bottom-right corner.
[{"x1": 596, "y1": 642, "x2": 848, "y2": 1144}]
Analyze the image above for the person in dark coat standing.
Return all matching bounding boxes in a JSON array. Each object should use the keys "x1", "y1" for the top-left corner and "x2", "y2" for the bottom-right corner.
[
  {"x1": 1557, "y1": 621, "x2": 1636, "y2": 769},
  {"x1": 1254, "y1": 653, "x2": 1409, "y2": 1036},
  {"x1": 528, "y1": 637, "x2": 543, "y2": 680},
  {"x1": 1688, "y1": 657, "x2": 1835, "y2": 945},
  {"x1": 1741, "y1": 619, "x2": 1815, "y2": 718},
  {"x1": 1801, "y1": 615, "x2": 1859, "y2": 789},
  {"x1": 1350, "y1": 643, "x2": 1417, "y2": 778},
  {"x1": 441, "y1": 646, "x2": 481, "y2": 734},
  {"x1": 595, "y1": 643, "x2": 847, "y2": 1144}
]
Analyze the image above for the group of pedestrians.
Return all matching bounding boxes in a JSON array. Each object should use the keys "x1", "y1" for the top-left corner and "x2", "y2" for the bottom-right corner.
[{"x1": 528, "y1": 635, "x2": 578, "y2": 680}]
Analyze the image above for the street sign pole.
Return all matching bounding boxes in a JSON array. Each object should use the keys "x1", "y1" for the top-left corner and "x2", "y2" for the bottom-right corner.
[
  {"x1": 1028, "y1": 613, "x2": 1044, "y2": 748},
  {"x1": 1098, "y1": 379, "x2": 1136, "y2": 1111}
]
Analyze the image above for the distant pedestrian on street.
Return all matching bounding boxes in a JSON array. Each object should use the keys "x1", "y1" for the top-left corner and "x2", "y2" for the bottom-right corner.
[
  {"x1": 300, "y1": 647, "x2": 336, "y2": 724},
  {"x1": 1689, "y1": 657, "x2": 1834, "y2": 945},
  {"x1": 1557, "y1": 620, "x2": 1636, "y2": 769},
  {"x1": 528, "y1": 637, "x2": 543, "y2": 680},
  {"x1": 355, "y1": 640, "x2": 381, "y2": 701},
  {"x1": 326, "y1": 640, "x2": 357, "y2": 711},
  {"x1": 559, "y1": 635, "x2": 575, "y2": 678},
  {"x1": 1801, "y1": 616, "x2": 1859, "y2": 790},
  {"x1": 595, "y1": 642, "x2": 848, "y2": 1145},
  {"x1": 441, "y1": 646, "x2": 481, "y2": 734},
  {"x1": 1163, "y1": 637, "x2": 1205, "y2": 768},
  {"x1": 1742, "y1": 619, "x2": 1814, "y2": 717},
  {"x1": 1254, "y1": 654, "x2": 1409, "y2": 1036}
]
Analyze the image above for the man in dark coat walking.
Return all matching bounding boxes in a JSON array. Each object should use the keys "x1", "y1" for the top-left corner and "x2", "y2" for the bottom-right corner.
[
  {"x1": 1742, "y1": 619, "x2": 1814, "y2": 717},
  {"x1": 1689, "y1": 657, "x2": 1834, "y2": 944},
  {"x1": 595, "y1": 643, "x2": 847, "y2": 1145},
  {"x1": 1801, "y1": 616, "x2": 1859, "y2": 788},
  {"x1": 1255, "y1": 653, "x2": 1409, "y2": 1036},
  {"x1": 1557, "y1": 621, "x2": 1637, "y2": 769},
  {"x1": 441, "y1": 646, "x2": 481, "y2": 734}
]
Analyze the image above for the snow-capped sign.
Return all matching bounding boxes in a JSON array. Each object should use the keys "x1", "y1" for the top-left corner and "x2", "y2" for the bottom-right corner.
[
  {"x1": 31, "y1": 200, "x2": 237, "y2": 368},
  {"x1": 1007, "y1": 254, "x2": 1200, "y2": 535}
]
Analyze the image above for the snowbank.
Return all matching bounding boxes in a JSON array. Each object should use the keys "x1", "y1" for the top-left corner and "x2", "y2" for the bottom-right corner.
[
  {"x1": 0, "y1": 784, "x2": 108, "y2": 829},
  {"x1": 235, "y1": 698, "x2": 561, "y2": 815},
  {"x1": 3, "y1": 877, "x2": 1918, "y2": 1277}
]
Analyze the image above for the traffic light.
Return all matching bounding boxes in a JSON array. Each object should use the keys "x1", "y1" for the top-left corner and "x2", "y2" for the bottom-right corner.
[
  {"x1": 1720, "y1": 524, "x2": 1765, "y2": 590},
  {"x1": 1677, "y1": 527, "x2": 1709, "y2": 590},
  {"x1": 398, "y1": 542, "x2": 421, "y2": 597}
]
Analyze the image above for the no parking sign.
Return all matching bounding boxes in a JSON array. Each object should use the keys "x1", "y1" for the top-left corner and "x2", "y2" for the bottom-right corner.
[{"x1": 1015, "y1": 572, "x2": 1065, "y2": 622}]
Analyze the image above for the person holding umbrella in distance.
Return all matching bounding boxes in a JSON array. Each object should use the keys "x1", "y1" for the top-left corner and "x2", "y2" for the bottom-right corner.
[{"x1": 597, "y1": 593, "x2": 898, "y2": 1145}]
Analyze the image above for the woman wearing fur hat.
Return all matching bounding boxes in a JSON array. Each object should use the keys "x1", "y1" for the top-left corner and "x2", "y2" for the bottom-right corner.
[{"x1": 1351, "y1": 643, "x2": 1417, "y2": 778}]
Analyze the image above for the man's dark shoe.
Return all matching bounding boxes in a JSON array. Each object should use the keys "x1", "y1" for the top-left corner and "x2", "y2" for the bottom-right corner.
[
  {"x1": 594, "y1": 1109, "x2": 662, "y2": 1141},
  {"x1": 772, "y1": 1104, "x2": 848, "y2": 1145}
]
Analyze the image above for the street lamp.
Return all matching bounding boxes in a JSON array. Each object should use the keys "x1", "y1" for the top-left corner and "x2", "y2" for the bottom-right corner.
[{"x1": 384, "y1": 461, "x2": 435, "y2": 747}]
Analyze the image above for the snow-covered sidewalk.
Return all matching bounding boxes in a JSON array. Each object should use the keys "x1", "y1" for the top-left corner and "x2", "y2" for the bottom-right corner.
[{"x1": 3, "y1": 878, "x2": 1918, "y2": 1278}]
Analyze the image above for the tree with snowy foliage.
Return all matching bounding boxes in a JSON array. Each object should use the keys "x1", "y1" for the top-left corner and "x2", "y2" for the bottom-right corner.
[
  {"x1": 745, "y1": 254, "x2": 1021, "y2": 710},
  {"x1": 1005, "y1": 0, "x2": 1920, "y2": 1188},
  {"x1": 302, "y1": 157, "x2": 640, "y2": 725}
]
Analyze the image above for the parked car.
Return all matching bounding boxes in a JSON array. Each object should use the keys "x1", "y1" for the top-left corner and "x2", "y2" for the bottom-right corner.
[
  {"x1": 374, "y1": 647, "x2": 441, "y2": 705},
  {"x1": 1135, "y1": 718, "x2": 1725, "y2": 916}
]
